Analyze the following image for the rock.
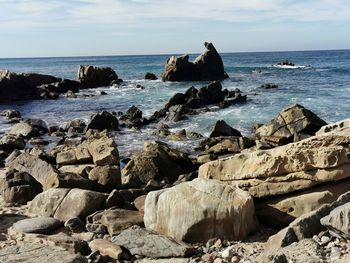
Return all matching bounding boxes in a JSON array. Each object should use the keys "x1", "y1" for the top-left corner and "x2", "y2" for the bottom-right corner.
[
  {"x1": 8, "y1": 122, "x2": 39, "y2": 138},
  {"x1": 256, "y1": 178, "x2": 350, "y2": 228},
  {"x1": 41, "y1": 79, "x2": 80, "y2": 94},
  {"x1": 0, "y1": 109, "x2": 21, "y2": 119},
  {"x1": 122, "y1": 142, "x2": 194, "y2": 188},
  {"x1": 202, "y1": 136, "x2": 255, "y2": 155},
  {"x1": 145, "y1": 72, "x2": 158, "y2": 80},
  {"x1": 144, "y1": 178, "x2": 257, "y2": 242},
  {"x1": 265, "y1": 191, "x2": 350, "y2": 252},
  {"x1": 13, "y1": 216, "x2": 62, "y2": 234},
  {"x1": 0, "y1": 243, "x2": 84, "y2": 263},
  {"x1": 64, "y1": 217, "x2": 86, "y2": 233},
  {"x1": 126, "y1": 105, "x2": 142, "y2": 120},
  {"x1": 78, "y1": 65, "x2": 119, "y2": 89},
  {"x1": 164, "y1": 105, "x2": 188, "y2": 122},
  {"x1": 29, "y1": 188, "x2": 107, "y2": 221},
  {"x1": 65, "y1": 119, "x2": 86, "y2": 132},
  {"x1": 57, "y1": 149, "x2": 78, "y2": 165},
  {"x1": 134, "y1": 195, "x2": 147, "y2": 212},
  {"x1": 255, "y1": 104, "x2": 327, "y2": 146},
  {"x1": 0, "y1": 169, "x2": 42, "y2": 204},
  {"x1": 7, "y1": 153, "x2": 61, "y2": 190},
  {"x1": 87, "y1": 208, "x2": 144, "y2": 236},
  {"x1": 221, "y1": 246, "x2": 235, "y2": 259},
  {"x1": 209, "y1": 120, "x2": 242, "y2": 137},
  {"x1": 199, "y1": 130, "x2": 350, "y2": 198},
  {"x1": 259, "y1": 83, "x2": 278, "y2": 89},
  {"x1": 25, "y1": 118, "x2": 48, "y2": 132},
  {"x1": 0, "y1": 134, "x2": 25, "y2": 150},
  {"x1": 85, "y1": 111, "x2": 119, "y2": 131},
  {"x1": 85, "y1": 134, "x2": 119, "y2": 165},
  {"x1": 88, "y1": 165, "x2": 121, "y2": 191},
  {"x1": 161, "y1": 42, "x2": 228, "y2": 81},
  {"x1": 316, "y1": 118, "x2": 350, "y2": 136},
  {"x1": 89, "y1": 239, "x2": 123, "y2": 260},
  {"x1": 277, "y1": 59, "x2": 295, "y2": 66},
  {"x1": 320, "y1": 202, "x2": 350, "y2": 239},
  {"x1": 66, "y1": 90, "x2": 77, "y2": 98},
  {"x1": 112, "y1": 225, "x2": 195, "y2": 258}
]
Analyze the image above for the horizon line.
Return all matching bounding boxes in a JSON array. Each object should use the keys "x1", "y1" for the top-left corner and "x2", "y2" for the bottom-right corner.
[{"x1": 0, "y1": 47, "x2": 349, "y2": 60}]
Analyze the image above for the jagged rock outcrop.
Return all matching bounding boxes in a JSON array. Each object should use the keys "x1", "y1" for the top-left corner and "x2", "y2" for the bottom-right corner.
[
  {"x1": 161, "y1": 42, "x2": 228, "y2": 81},
  {"x1": 78, "y1": 65, "x2": 119, "y2": 88},
  {"x1": 144, "y1": 178, "x2": 257, "y2": 242},
  {"x1": 85, "y1": 111, "x2": 119, "y2": 131},
  {"x1": 209, "y1": 120, "x2": 242, "y2": 137},
  {"x1": 144, "y1": 72, "x2": 158, "y2": 80},
  {"x1": 121, "y1": 142, "x2": 194, "y2": 188},
  {"x1": 321, "y1": 202, "x2": 350, "y2": 239},
  {"x1": 255, "y1": 104, "x2": 327, "y2": 146}
]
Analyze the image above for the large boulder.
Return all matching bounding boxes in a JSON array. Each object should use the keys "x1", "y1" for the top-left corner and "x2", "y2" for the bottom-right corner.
[
  {"x1": 112, "y1": 225, "x2": 195, "y2": 258},
  {"x1": 199, "y1": 129, "x2": 350, "y2": 199},
  {"x1": 161, "y1": 42, "x2": 228, "y2": 81},
  {"x1": 0, "y1": 70, "x2": 60, "y2": 102},
  {"x1": 144, "y1": 178, "x2": 257, "y2": 242},
  {"x1": 78, "y1": 65, "x2": 119, "y2": 88},
  {"x1": 122, "y1": 142, "x2": 194, "y2": 188},
  {"x1": 29, "y1": 188, "x2": 107, "y2": 221},
  {"x1": 13, "y1": 217, "x2": 63, "y2": 234},
  {"x1": 0, "y1": 134, "x2": 25, "y2": 150},
  {"x1": 88, "y1": 165, "x2": 121, "y2": 191},
  {"x1": 320, "y1": 202, "x2": 350, "y2": 239},
  {"x1": 85, "y1": 111, "x2": 119, "y2": 131},
  {"x1": 255, "y1": 104, "x2": 327, "y2": 146}
]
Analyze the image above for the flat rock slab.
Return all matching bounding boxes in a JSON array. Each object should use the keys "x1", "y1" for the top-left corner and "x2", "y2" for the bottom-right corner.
[
  {"x1": 0, "y1": 243, "x2": 84, "y2": 263},
  {"x1": 112, "y1": 225, "x2": 195, "y2": 258},
  {"x1": 13, "y1": 216, "x2": 62, "y2": 234}
]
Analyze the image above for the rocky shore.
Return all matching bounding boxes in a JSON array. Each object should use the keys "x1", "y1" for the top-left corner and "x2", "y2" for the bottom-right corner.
[{"x1": 1, "y1": 43, "x2": 350, "y2": 263}]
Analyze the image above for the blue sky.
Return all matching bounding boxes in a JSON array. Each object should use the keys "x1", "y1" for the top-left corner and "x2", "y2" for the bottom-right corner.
[{"x1": 0, "y1": 0, "x2": 350, "y2": 57}]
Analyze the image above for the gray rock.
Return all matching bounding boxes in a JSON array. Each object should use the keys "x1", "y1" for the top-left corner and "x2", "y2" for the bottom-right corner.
[
  {"x1": 9, "y1": 122, "x2": 39, "y2": 138},
  {"x1": 112, "y1": 225, "x2": 195, "y2": 258},
  {"x1": 321, "y1": 202, "x2": 350, "y2": 239},
  {"x1": 78, "y1": 65, "x2": 119, "y2": 89},
  {"x1": 13, "y1": 216, "x2": 62, "y2": 234},
  {"x1": 0, "y1": 243, "x2": 85, "y2": 263}
]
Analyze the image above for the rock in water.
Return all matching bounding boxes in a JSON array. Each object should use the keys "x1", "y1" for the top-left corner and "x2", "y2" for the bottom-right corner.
[
  {"x1": 255, "y1": 104, "x2": 327, "y2": 146},
  {"x1": 78, "y1": 65, "x2": 119, "y2": 88},
  {"x1": 145, "y1": 72, "x2": 158, "y2": 80},
  {"x1": 85, "y1": 111, "x2": 119, "y2": 131},
  {"x1": 144, "y1": 178, "x2": 257, "y2": 242},
  {"x1": 13, "y1": 217, "x2": 62, "y2": 234},
  {"x1": 209, "y1": 120, "x2": 242, "y2": 137},
  {"x1": 161, "y1": 42, "x2": 228, "y2": 81},
  {"x1": 112, "y1": 225, "x2": 195, "y2": 258}
]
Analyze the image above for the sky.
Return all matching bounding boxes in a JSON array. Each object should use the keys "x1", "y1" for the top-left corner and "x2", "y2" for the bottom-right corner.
[{"x1": 0, "y1": 0, "x2": 350, "y2": 58}]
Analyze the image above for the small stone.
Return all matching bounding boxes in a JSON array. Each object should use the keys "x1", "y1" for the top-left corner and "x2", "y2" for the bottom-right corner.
[
  {"x1": 221, "y1": 246, "x2": 235, "y2": 259},
  {"x1": 312, "y1": 235, "x2": 321, "y2": 244},
  {"x1": 213, "y1": 239, "x2": 223, "y2": 249},
  {"x1": 321, "y1": 236, "x2": 331, "y2": 245},
  {"x1": 330, "y1": 247, "x2": 341, "y2": 260},
  {"x1": 231, "y1": 256, "x2": 240, "y2": 263},
  {"x1": 213, "y1": 258, "x2": 223, "y2": 263},
  {"x1": 201, "y1": 253, "x2": 213, "y2": 262}
]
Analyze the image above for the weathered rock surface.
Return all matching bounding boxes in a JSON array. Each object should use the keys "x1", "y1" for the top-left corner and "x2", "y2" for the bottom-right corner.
[
  {"x1": 13, "y1": 216, "x2": 62, "y2": 234},
  {"x1": 316, "y1": 118, "x2": 350, "y2": 136},
  {"x1": 87, "y1": 208, "x2": 144, "y2": 236},
  {"x1": 144, "y1": 178, "x2": 257, "y2": 242},
  {"x1": 321, "y1": 202, "x2": 350, "y2": 239},
  {"x1": 199, "y1": 136, "x2": 255, "y2": 155},
  {"x1": 199, "y1": 130, "x2": 350, "y2": 198},
  {"x1": 0, "y1": 134, "x2": 25, "y2": 150},
  {"x1": 255, "y1": 104, "x2": 327, "y2": 146},
  {"x1": 8, "y1": 122, "x2": 39, "y2": 138},
  {"x1": 161, "y1": 42, "x2": 228, "y2": 81},
  {"x1": 209, "y1": 120, "x2": 242, "y2": 137},
  {"x1": 0, "y1": 243, "x2": 84, "y2": 263},
  {"x1": 89, "y1": 239, "x2": 123, "y2": 260},
  {"x1": 29, "y1": 188, "x2": 107, "y2": 221},
  {"x1": 78, "y1": 65, "x2": 119, "y2": 88},
  {"x1": 88, "y1": 165, "x2": 121, "y2": 191},
  {"x1": 122, "y1": 142, "x2": 194, "y2": 187},
  {"x1": 0, "y1": 109, "x2": 21, "y2": 119},
  {"x1": 112, "y1": 225, "x2": 195, "y2": 258},
  {"x1": 85, "y1": 111, "x2": 119, "y2": 131}
]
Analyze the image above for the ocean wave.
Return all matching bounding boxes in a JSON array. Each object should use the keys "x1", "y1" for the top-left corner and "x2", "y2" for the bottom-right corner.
[{"x1": 273, "y1": 64, "x2": 310, "y2": 69}]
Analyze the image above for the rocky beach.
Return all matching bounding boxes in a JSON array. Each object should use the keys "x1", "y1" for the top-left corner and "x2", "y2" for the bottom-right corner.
[{"x1": 0, "y1": 43, "x2": 350, "y2": 263}]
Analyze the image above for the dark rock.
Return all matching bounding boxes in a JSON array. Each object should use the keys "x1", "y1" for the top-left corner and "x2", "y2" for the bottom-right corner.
[
  {"x1": 277, "y1": 59, "x2": 295, "y2": 66},
  {"x1": 85, "y1": 111, "x2": 119, "y2": 131},
  {"x1": 164, "y1": 105, "x2": 189, "y2": 122},
  {"x1": 41, "y1": 79, "x2": 81, "y2": 94},
  {"x1": 0, "y1": 134, "x2": 25, "y2": 150},
  {"x1": 161, "y1": 42, "x2": 228, "y2": 81},
  {"x1": 165, "y1": 93, "x2": 187, "y2": 109},
  {"x1": 209, "y1": 120, "x2": 242, "y2": 137},
  {"x1": 24, "y1": 118, "x2": 49, "y2": 133},
  {"x1": 260, "y1": 83, "x2": 278, "y2": 89},
  {"x1": 23, "y1": 73, "x2": 61, "y2": 86},
  {"x1": 145, "y1": 72, "x2": 158, "y2": 80},
  {"x1": 65, "y1": 217, "x2": 86, "y2": 233},
  {"x1": 0, "y1": 109, "x2": 21, "y2": 119},
  {"x1": 13, "y1": 217, "x2": 62, "y2": 234},
  {"x1": 78, "y1": 65, "x2": 119, "y2": 89},
  {"x1": 66, "y1": 90, "x2": 77, "y2": 98},
  {"x1": 126, "y1": 105, "x2": 142, "y2": 120},
  {"x1": 0, "y1": 170, "x2": 42, "y2": 204}
]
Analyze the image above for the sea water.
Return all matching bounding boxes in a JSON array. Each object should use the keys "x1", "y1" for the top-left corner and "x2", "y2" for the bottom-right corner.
[{"x1": 0, "y1": 50, "x2": 349, "y2": 156}]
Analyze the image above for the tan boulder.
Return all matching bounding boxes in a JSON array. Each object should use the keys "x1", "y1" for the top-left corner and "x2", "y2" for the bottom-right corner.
[
  {"x1": 89, "y1": 239, "x2": 123, "y2": 260},
  {"x1": 86, "y1": 135, "x2": 119, "y2": 165},
  {"x1": 144, "y1": 178, "x2": 257, "y2": 242}
]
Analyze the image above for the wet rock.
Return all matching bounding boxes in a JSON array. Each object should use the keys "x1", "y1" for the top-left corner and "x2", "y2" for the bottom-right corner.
[
  {"x1": 41, "y1": 79, "x2": 80, "y2": 94},
  {"x1": 66, "y1": 90, "x2": 77, "y2": 98},
  {"x1": 277, "y1": 59, "x2": 295, "y2": 66},
  {"x1": 255, "y1": 104, "x2": 327, "y2": 146},
  {"x1": 78, "y1": 65, "x2": 119, "y2": 89},
  {"x1": 112, "y1": 225, "x2": 196, "y2": 258},
  {"x1": 209, "y1": 120, "x2": 242, "y2": 137},
  {"x1": 87, "y1": 208, "x2": 144, "y2": 236},
  {"x1": 0, "y1": 170, "x2": 42, "y2": 204},
  {"x1": 144, "y1": 178, "x2": 257, "y2": 242},
  {"x1": 0, "y1": 243, "x2": 84, "y2": 263},
  {"x1": 0, "y1": 109, "x2": 21, "y2": 119},
  {"x1": 259, "y1": 83, "x2": 278, "y2": 89},
  {"x1": 122, "y1": 142, "x2": 194, "y2": 188},
  {"x1": 85, "y1": 111, "x2": 119, "y2": 131},
  {"x1": 29, "y1": 188, "x2": 107, "y2": 221},
  {"x1": 126, "y1": 105, "x2": 142, "y2": 120},
  {"x1": 145, "y1": 72, "x2": 158, "y2": 80},
  {"x1": 162, "y1": 42, "x2": 228, "y2": 81},
  {"x1": 164, "y1": 105, "x2": 189, "y2": 122},
  {"x1": 8, "y1": 122, "x2": 39, "y2": 138},
  {"x1": 13, "y1": 216, "x2": 62, "y2": 234}
]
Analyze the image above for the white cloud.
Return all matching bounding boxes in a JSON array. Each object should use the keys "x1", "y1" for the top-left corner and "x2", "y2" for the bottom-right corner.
[{"x1": 0, "y1": 0, "x2": 350, "y2": 30}]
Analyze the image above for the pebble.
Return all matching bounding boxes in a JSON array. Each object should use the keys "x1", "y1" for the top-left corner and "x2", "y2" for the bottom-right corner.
[
  {"x1": 231, "y1": 256, "x2": 240, "y2": 263},
  {"x1": 330, "y1": 247, "x2": 341, "y2": 260},
  {"x1": 213, "y1": 258, "x2": 223, "y2": 263},
  {"x1": 321, "y1": 236, "x2": 331, "y2": 245},
  {"x1": 221, "y1": 246, "x2": 235, "y2": 259},
  {"x1": 201, "y1": 253, "x2": 213, "y2": 262}
]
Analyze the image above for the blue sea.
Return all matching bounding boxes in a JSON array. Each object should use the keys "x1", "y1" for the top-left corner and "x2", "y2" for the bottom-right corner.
[{"x1": 0, "y1": 50, "x2": 349, "y2": 155}]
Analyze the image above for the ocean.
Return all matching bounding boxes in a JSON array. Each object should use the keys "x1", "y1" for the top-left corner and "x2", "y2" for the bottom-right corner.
[{"x1": 0, "y1": 50, "x2": 349, "y2": 156}]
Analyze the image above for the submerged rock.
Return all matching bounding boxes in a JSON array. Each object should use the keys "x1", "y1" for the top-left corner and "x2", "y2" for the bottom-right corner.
[
  {"x1": 144, "y1": 178, "x2": 257, "y2": 242},
  {"x1": 161, "y1": 42, "x2": 228, "y2": 81}
]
